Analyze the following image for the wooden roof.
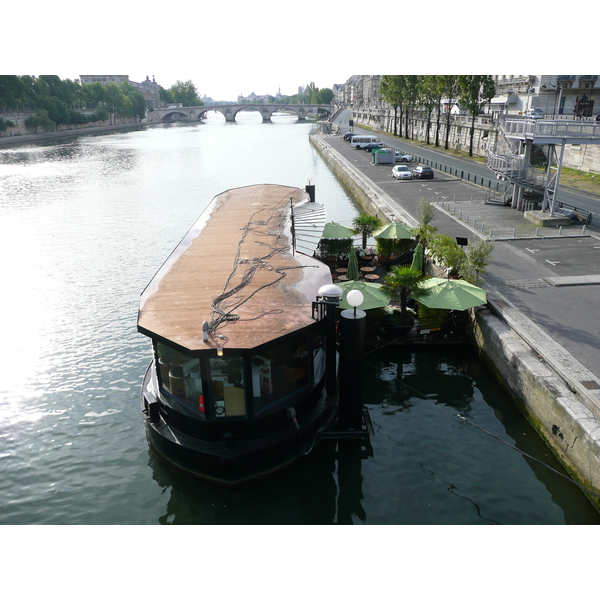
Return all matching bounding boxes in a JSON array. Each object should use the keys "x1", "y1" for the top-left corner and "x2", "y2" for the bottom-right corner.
[{"x1": 138, "y1": 184, "x2": 333, "y2": 352}]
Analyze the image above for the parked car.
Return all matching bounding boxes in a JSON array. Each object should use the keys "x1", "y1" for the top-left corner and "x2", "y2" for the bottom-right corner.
[
  {"x1": 343, "y1": 132, "x2": 356, "y2": 141},
  {"x1": 362, "y1": 143, "x2": 383, "y2": 151},
  {"x1": 525, "y1": 108, "x2": 544, "y2": 119},
  {"x1": 392, "y1": 165, "x2": 413, "y2": 180},
  {"x1": 395, "y1": 152, "x2": 414, "y2": 163},
  {"x1": 412, "y1": 166, "x2": 434, "y2": 179}
]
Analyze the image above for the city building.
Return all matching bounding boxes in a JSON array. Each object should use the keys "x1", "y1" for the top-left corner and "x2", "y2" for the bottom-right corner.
[
  {"x1": 79, "y1": 74, "x2": 161, "y2": 110},
  {"x1": 485, "y1": 75, "x2": 597, "y2": 118}
]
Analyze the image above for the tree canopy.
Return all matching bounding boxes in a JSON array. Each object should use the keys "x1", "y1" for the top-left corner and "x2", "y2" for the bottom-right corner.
[
  {"x1": 379, "y1": 75, "x2": 496, "y2": 152},
  {"x1": 0, "y1": 75, "x2": 148, "y2": 130},
  {"x1": 167, "y1": 80, "x2": 203, "y2": 106}
]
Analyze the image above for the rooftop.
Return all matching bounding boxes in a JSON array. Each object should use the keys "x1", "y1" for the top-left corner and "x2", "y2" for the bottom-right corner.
[{"x1": 138, "y1": 184, "x2": 332, "y2": 353}]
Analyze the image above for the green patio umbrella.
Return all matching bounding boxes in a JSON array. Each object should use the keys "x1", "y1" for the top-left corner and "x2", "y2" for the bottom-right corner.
[
  {"x1": 410, "y1": 242, "x2": 424, "y2": 273},
  {"x1": 346, "y1": 248, "x2": 359, "y2": 281},
  {"x1": 415, "y1": 278, "x2": 486, "y2": 311},
  {"x1": 321, "y1": 221, "x2": 355, "y2": 239},
  {"x1": 374, "y1": 221, "x2": 413, "y2": 240},
  {"x1": 338, "y1": 280, "x2": 392, "y2": 311}
]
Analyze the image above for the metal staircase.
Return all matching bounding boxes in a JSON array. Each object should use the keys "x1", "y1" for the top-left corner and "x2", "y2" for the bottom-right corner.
[{"x1": 487, "y1": 117, "x2": 600, "y2": 216}]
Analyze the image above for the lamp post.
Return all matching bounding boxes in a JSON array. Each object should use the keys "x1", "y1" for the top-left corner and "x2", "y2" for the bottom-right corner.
[{"x1": 338, "y1": 290, "x2": 366, "y2": 431}]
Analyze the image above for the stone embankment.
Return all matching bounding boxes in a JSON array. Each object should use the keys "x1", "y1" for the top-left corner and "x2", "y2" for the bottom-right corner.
[
  {"x1": 0, "y1": 109, "x2": 168, "y2": 147},
  {"x1": 310, "y1": 131, "x2": 600, "y2": 511}
]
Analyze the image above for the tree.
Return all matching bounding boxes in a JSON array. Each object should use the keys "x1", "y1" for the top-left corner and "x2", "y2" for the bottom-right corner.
[
  {"x1": 427, "y1": 233, "x2": 466, "y2": 277},
  {"x1": 103, "y1": 83, "x2": 124, "y2": 124},
  {"x1": 0, "y1": 117, "x2": 15, "y2": 132},
  {"x1": 420, "y1": 75, "x2": 441, "y2": 146},
  {"x1": 460, "y1": 239, "x2": 494, "y2": 286},
  {"x1": 380, "y1": 75, "x2": 404, "y2": 137},
  {"x1": 82, "y1": 82, "x2": 105, "y2": 107},
  {"x1": 121, "y1": 82, "x2": 147, "y2": 120},
  {"x1": 353, "y1": 214, "x2": 382, "y2": 249},
  {"x1": 442, "y1": 76, "x2": 459, "y2": 150},
  {"x1": 25, "y1": 108, "x2": 55, "y2": 133},
  {"x1": 457, "y1": 75, "x2": 496, "y2": 156},
  {"x1": 0, "y1": 75, "x2": 26, "y2": 111},
  {"x1": 433, "y1": 76, "x2": 456, "y2": 149},
  {"x1": 316, "y1": 88, "x2": 334, "y2": 104},
  {"x1": 305, "y1": 82, "x2": 317, "y2": 104},
  {"x1": 383, "y1": 266, "x2": 430, "y2": 322},
  {"x1": 39, "y1": 95, "x2": 70, "y2": 126},
  {"x1": 402, "y1": 75, "x2": 420, "y2": 140},
  {"x1": 169, "y1": 80, "x2": 202, "y2": 106},
  {"x1": 411, "y1": 197, "x2": 437, "y2": 249},
  {"x1": 159, "y1": 86, "x2": 174, "y2": 105}
]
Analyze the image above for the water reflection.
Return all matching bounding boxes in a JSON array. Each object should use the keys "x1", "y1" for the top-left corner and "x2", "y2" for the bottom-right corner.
[
  {"x1": 148, "y1": 440, "x2": 339, "y2": 525},
  {"x1": 149, "y1": 436, "x2": 377, "y2": 525},
  {"x1": 143, "y1": 346, "x2": 600, "y2": 525}
]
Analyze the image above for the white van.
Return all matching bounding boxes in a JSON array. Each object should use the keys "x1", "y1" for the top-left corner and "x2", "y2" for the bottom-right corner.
[{"x1": 350, "y1": 135, "x2": 381, "y2": 149}]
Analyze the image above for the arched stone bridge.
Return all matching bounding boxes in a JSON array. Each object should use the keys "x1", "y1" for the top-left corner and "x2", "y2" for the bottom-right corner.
[{"x1": 155, "y1": 104, "x2": 333, "y2": 123}]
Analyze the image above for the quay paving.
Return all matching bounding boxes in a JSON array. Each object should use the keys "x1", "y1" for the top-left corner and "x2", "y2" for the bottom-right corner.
[{"x1": 316, "y1": 132, "x2": 600, "y2": 419}]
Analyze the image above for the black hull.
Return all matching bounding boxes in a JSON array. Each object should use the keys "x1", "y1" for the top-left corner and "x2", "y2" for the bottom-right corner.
[{"x1": 141, "y1": 364, "x2": 337, "y2": 485}]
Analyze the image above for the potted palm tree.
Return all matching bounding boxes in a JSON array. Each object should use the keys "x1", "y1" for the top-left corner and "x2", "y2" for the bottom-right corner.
[
  {"x1": 353, "y1": 214, "x2": 382, "y2": 250},
  {"x1": 382, "y1": 266, "x2": 430, "y2": 333}
]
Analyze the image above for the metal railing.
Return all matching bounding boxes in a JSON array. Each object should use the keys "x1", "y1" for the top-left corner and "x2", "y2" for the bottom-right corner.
[
  {"x1": 487, "y1": 151, "x2": 547, "y2": 188},
  {"x1": 407, "y1": 151, "x2": 510, "y2": 194},
  {"x1": 501, "y1": 118, "x2": 600, "y2": 141}
]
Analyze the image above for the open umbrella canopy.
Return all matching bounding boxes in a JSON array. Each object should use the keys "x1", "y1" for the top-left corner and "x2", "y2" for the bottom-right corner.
[
  {"x1": 410, "y1": 242, "x2": 424, "y2": 273},
  {"x1": 415, "y1": 277, "x2": 486, "y2": 310},
  {"x1": 346, "y1": 248, "x2": 359, "y2": 281},
  {"x1": 374, "y1": 221, "x2": 413, "y2": 240},
  {"x1": 338, "y1": 280, "x2": 392, "y2": 310},
  {"x1": 321, "y1": 221, "x2": 355, "y2": 239}
]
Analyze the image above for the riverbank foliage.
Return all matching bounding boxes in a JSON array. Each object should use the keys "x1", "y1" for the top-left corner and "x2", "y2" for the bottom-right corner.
[
  {"x1": 158, "y1": 80, "x2": 203, "y2": 107},
  {"x1": 380, "y1": 75, "x2": 496, "y2": 157},
  {"x1": 0, "y1": 75, "x2": 147, "y2": 128}
]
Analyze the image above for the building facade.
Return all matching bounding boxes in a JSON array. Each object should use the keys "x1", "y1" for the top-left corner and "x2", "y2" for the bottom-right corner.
[
  {"x1": 79, "y1": 75, "x2": 161, "y2": 110},
  {"x1": 490, "y1": 75, "x2": 598, "y2": 118}
]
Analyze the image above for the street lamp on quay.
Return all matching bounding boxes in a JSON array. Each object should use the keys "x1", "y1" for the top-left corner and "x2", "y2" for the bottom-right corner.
[{"x1": 541, "y1": 83, "x2": 563, "y2": 117}]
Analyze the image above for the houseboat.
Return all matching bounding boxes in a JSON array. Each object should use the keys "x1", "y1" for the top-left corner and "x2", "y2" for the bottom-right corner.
[{"x1": 137, "y1": 184, "x2": 341, "y2": 484}]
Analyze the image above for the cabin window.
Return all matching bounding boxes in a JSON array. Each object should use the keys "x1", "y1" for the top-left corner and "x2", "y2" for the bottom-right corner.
[
  {"x1": 209, "y1": 357, "x2": 246, "y2": 418},
  {"x1": 251, "y1": 332, "x2": 310, "y2": 414},
  {"x1": 155, "y1": 342, "x2": 204, "y2": 412}
]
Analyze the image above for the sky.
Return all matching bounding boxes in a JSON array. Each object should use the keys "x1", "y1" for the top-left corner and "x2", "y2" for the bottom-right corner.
[{"x1": 6, "y1": 3, "x2": 598, "y2": 102}]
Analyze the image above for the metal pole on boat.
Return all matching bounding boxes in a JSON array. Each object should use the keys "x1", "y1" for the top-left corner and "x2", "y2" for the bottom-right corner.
[
  {"x1": 306, "y1": 175, "x2": 315, "y2": 202},
  {"x1": 317, "y1": 284, "x2": 343, "y2": 397}
]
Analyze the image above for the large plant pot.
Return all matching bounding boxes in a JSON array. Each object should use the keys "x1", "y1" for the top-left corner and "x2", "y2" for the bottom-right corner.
[{"x1": 382, "y1": 315, "x2": 415, "y2": 334}]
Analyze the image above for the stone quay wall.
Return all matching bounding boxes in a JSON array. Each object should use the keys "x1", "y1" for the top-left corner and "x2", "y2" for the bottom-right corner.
[{"x1": 474, "y1": 309, "x2": 600, "y2": 510}]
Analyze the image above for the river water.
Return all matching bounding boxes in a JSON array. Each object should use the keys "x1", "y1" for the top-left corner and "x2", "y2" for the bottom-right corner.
[{"x1": 1, "y1": 111, "x2": 598, "y2": 525}]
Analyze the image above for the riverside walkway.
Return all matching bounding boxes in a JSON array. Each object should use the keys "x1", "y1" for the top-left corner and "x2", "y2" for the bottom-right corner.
[{"x1": 313, "y1": 129, "x2": 600, "y2": 420}]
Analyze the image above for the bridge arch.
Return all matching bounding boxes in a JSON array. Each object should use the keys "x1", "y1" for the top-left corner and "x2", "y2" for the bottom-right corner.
[{"x1": 161, "y1": 111, "x2": 191, "y2": 122}]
